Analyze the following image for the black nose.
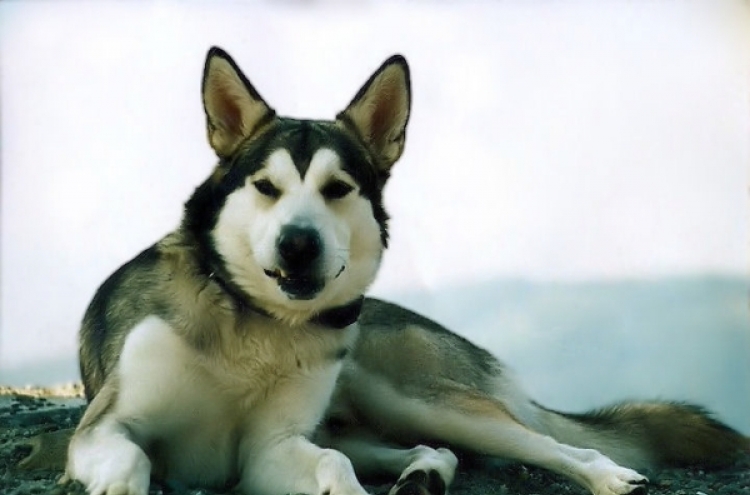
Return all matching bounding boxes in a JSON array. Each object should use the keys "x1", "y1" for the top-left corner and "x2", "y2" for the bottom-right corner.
[{"x1": 277, "y1": 225, "x2": 322, "y2": 270}]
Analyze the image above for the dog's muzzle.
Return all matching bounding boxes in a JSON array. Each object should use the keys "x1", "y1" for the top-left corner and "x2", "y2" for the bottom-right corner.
[
  {"x1": 264, "y1": 225, "x2": 344, "y2": 300},
  {"x1": 264, "y1": 268, "x2": 323, "y2": 300},
  {"x1": 277, "y1": 225, "x2": 322, "y2": 271}
]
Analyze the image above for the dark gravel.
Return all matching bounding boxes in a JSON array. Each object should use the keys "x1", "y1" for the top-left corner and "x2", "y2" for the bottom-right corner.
[{"x1": 2, "y1": 390, "x2": 748, "y2": 495}]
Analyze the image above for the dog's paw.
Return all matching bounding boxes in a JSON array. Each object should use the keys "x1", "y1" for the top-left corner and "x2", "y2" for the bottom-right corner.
[
  {"x1": 387, "y1": 445, "x2": 456, "y2": 495},
  {"x1": 79, "y1": 456, "x2": 150, "y2": 495},
  {"x1": 89, "y1": 479, "x2": 148, "y2": 495},
  {"x1": 389, "y1": 469, "x2": 447, "y2": 495},
  {"x1": 590, "y1": 464, "x2": 648, "y2": 495},
  {"x1": 68, "y1": 435, "x2": 151, "y2": 495}
]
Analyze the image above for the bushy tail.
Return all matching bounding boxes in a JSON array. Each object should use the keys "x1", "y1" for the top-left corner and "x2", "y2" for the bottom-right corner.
[{"x1": 535, "y1": 401, "x2": 749, "y2": 470}]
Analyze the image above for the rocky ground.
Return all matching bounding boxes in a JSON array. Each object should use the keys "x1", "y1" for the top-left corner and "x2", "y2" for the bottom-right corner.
[{"x1": 1, "y1": 387, "x2": 748, "y2": 495}]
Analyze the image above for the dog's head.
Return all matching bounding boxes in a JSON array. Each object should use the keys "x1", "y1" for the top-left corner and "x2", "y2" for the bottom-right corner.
[{"x1": 184, "y1": 47, "x2": 410, "y2": 323}]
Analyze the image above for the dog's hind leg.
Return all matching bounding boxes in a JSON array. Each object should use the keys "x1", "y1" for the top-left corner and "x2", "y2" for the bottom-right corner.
[
  {"x1": 440, "y1": 400, "x2": 648, "y2": 495},
  {"x1": 343, "y1": 372, "x2": 648, "y2": 495}
]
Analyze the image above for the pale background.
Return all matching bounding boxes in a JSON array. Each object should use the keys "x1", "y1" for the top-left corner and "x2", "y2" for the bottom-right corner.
[{"x1": 1, "y1": 1, "x2": 749, "y2": 433}]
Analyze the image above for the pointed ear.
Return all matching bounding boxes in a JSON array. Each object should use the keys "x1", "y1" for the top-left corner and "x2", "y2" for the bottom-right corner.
[
  {"x1": 202, "y1": 47, "x2": 275, "y2": 158},
  {"x1": 338, "y1": 55, "x2": 411, "y2": 172}
]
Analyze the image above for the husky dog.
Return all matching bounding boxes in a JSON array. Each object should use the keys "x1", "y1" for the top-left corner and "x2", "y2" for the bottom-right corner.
[{"x1": 64, "y1": 47, "x2": 747, "y2": 495}]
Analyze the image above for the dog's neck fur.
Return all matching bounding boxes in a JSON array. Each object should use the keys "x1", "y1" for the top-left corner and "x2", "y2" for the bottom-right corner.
[{"x1": 206, "y1": 269, "x2": 364, "y2": 330}]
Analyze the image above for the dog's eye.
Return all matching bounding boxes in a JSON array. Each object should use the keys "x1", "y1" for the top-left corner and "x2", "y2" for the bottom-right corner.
[
  {"x1": 253, "y1": 179, "x2": 281, "y2": 199},
  {"x1": 321, "y1": 180, "x2": 354, "y2": 200}
]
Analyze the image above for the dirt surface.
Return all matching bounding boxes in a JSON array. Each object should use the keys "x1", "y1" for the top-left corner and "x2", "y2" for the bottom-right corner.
[{"x1": 1, "y1": 387, "x2": 748, "y2": 495}]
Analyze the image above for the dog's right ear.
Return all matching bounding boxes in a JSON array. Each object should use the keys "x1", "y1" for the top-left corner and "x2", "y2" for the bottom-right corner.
[{"x1": 202, "y1": 47, "x2": 275, "y2": 158}]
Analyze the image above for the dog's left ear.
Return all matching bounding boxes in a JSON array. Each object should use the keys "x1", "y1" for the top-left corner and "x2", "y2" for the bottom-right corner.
[
  {"x1": 338, "y1": 55, "x2": 411, "y2": 172},
  {"x1": 202, "y1": 47, "x2": 275, "y2": 158}
]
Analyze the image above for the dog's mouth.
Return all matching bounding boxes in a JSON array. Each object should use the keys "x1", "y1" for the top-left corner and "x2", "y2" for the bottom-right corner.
[
  {"x1": 264, "y1": 266, "x2": 346, "y2": 301},
  {"x1": 264, "y1": 268, "x2": 321, "y2": 300}
]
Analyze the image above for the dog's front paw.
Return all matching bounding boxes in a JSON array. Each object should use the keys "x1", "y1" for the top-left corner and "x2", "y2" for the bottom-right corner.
[
  {"x1": 68, "y1": 435, "x2": 151, "y2": 495},
  {"x1": 88, "y1": 479, "x2": 148, "y2": 495},
  {"x1": 314, "y1": 449, "x2": 371, "y2": 495},
  {"x1": 78, "y1": 454, "x2": 150, "y2": 495}
]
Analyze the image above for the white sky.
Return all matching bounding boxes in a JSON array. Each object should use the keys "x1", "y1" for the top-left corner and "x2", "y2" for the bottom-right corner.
[{"x1": 0, "y1": 1, "x2": 748, "y2": 389}]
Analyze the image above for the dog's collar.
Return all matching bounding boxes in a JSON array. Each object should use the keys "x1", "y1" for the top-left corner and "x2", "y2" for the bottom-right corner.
[
  {"x1": 311, "y1": 296, "x2": 364, "y2": 329},
  {"x1": 207, "y1": 270, "x2": 363, "y2": 329}
]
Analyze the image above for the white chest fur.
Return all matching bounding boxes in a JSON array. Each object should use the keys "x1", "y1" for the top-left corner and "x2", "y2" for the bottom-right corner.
[{"x1": 113, "y1": 315, "x2": 352, "y2": 487}]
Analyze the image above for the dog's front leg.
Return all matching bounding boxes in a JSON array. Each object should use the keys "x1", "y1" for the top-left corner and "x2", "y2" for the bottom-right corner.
[
  {"x1": 67, "y1": 416, "x2": 151, "y2": 495},
  {"x1": 241, "y1": 435, "x2": 368, "y2": 495}
]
